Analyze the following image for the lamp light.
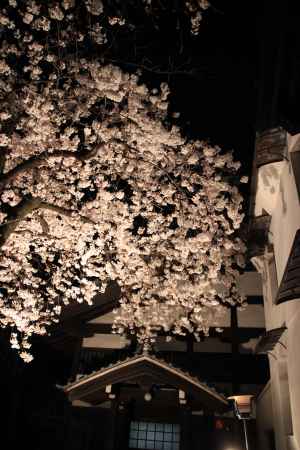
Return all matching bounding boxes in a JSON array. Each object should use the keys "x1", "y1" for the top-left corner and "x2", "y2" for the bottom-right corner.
[
  {"x1": 228, "y1": 395, "x2": 253, "y2": 450},
  {"x1": 144, "y1": 392, "x2": 152, "y2": 402},
  {"x1": 178, "y1": 389, "x2": 187, "y2": 405},
  {"x1": 228, "y1": 395, "x2": 253, "y2": 420},
  {"x1": 105, "y1": 384, "x2": 112, "y2": 394}
]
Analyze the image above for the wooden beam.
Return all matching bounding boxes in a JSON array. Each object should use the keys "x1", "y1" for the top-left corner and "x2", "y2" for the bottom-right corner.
[{"x1": 79, "y1": 323, "x2": 265, "y2": 342}]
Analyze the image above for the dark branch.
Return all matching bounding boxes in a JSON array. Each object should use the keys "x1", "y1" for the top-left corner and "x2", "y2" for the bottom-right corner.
[
  {"x1": 0, "y1": 197, "x2": 95, "y2": 247},
  {"x1": 0, "y1": 147, "x2": 99, "y2": 190}
]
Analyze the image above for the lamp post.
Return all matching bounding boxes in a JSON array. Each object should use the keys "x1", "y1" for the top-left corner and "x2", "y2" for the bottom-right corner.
[{"x1": 228, "y1": 395, "x2": 253, "y2": 450}]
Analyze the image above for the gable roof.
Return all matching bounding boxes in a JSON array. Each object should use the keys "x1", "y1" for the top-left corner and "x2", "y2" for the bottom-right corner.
[{"x1": 64, "y1": 353, "x2": 229, "y2": 412}]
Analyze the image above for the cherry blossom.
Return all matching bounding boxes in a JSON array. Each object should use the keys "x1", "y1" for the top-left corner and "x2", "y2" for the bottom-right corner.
[{"x1": 0, "y1": 0, "x2": 246, "y2": 361}]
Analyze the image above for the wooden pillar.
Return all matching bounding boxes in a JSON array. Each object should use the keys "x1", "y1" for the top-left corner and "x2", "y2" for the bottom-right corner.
[
  {"x1": 107, "y1": 399, "x2": 119, "y2": 450},
  {"x1": 179, "y1": 406, "x2": 192, "y2": 450},
  {"x1": 187, "y1": 334, "x2": 194, "y2": 355},
  {"x1": 231, "y1": 306, "x2": 240, "y2": 394},
  {"x1": 63, "y1": 399, "x2": 73, "y2": 450},
  {"x1": 115, "y1": 403, "x2": 131, "y2": 450},
  {"x1": 70, "y1": 336, "x2": 83, "y2": 381}
]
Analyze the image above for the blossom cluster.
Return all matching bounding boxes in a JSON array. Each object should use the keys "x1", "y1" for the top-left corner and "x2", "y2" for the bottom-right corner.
[{"x1": 0, "y1": 0, "x2": 246, "y2": 361}]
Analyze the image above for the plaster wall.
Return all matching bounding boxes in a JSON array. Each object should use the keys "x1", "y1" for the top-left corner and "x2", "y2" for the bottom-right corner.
[
  {"x1": 269, "y1": 356, "x2": 290, "y2": 450},
  {"x1": 83, "y1": 333, "x2": 130, "y2": 349},
  {"x1": 256, "y1": 142, "x2": 300, "y2": 329},
  {"x1": 270, "y1": 161, "x2": 300, "y2": 283},
  {"x1": 287, "y1": 310, "x2": 300, "y2": 450},
  {"x1": 253, "y1": 133, "x2": 300, "y2": 450},
  {"x1": 237, "y1": 304, "x2": 265, "y2": 328},
  {"x1": 237, "y1": 271, "x2": 262, "y2": 296},
  {"x1": 255, "y1": 161, "x2": 285, "y2": 216},
  {"x1": 256, "y1": 382, "x2": 275, "y2": 450}
]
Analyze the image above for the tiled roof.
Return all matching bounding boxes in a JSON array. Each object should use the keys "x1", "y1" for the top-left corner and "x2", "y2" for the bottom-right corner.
[{"x1": 64, "y1": 351, "x2": 228, "y2": 406}]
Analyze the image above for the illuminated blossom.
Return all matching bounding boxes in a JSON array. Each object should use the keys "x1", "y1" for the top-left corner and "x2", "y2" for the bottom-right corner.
[{"x1": 0, "y1": 0, "x2": 245, "y2": 361}]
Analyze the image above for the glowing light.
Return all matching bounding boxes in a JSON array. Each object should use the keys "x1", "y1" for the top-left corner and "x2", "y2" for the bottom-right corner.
[{"x1": 144, "y1": 392, "x2": 152, "y2": 402}]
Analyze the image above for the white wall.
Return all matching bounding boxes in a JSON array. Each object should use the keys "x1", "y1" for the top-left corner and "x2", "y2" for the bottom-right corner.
[
  {"x1": 255, "y1": 161, "x2": 285, "y2": 216},
  {"x1": 237, "y1": 271, "x2": 262, "y2": 296},
  {"x1": 83, "y1": 333, "x2": 130, "y2": 349},
  {"x1": 270, "y1": 161, "x2": 300, "y2": 283},
  {"x1": 288, "y1": 311, "x2": 300, "y2": 449},
  {"x1": 256, "y1": 382, "x2": 275, "y2": 450},
  {"x1": 253, "y1": 133, "x2": 300, "y2": 450}
]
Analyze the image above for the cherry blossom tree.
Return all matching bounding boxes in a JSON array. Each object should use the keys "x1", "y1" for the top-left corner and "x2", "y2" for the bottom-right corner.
[{"x1": 0, "y1": 1, "x2": 246, "y2": 362}]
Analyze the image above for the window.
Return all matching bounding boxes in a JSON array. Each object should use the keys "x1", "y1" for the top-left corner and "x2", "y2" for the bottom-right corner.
[{"x1": 129, "y1": 421, "x2": 180, "y2": 450}]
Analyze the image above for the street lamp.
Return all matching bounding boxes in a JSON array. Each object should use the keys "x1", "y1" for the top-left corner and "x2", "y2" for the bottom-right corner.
[{"x1": 228, "y1": 395, "x2": 253, "y2": 450}]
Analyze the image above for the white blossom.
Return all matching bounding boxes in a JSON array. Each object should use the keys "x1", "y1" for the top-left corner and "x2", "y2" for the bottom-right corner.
[{"x1": 0, "y1": 0, "x2": 244, "y2": 361}]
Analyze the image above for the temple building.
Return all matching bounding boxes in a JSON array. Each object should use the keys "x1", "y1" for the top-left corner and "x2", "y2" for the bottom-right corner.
[{"x1": 41, "y1": 271, "x2": 267, "y2": 450}]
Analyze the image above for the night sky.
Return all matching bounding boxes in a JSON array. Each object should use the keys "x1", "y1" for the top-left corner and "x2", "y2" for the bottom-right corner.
[{"x1": 102, "y1": 0, "x2": 261, "y2": 171}]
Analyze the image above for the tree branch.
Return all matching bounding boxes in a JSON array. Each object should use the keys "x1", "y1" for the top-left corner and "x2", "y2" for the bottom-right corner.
[
  {"x1": 0, "y1": 150, "x2": 6, "y2": 176},
  {"x1": 38, "y1": 200, "x2": 95, "y2": 224},
  {"x1": 0, "y1": 147, "x2": 99, "y2": 190},
  {"x1": 0, "y1": 197, "x2": 40, "y2": 246},
  {"x1": 0, "y1": 197, "x2": 95, "y2": 247},
  {"x1": 117, "y1": 140, "x2": 196, "y2": 205},
  {"x1": 105, "y1": 58, "x2": 197, "y2": 77},
  {"x1": 37, "y1": 213, "x2": 50, "y2": 234}
]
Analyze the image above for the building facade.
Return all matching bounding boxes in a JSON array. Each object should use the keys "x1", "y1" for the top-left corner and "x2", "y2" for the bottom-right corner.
[{"x1": 251, "y1": 129, "x2": 300, "y2": 450}]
